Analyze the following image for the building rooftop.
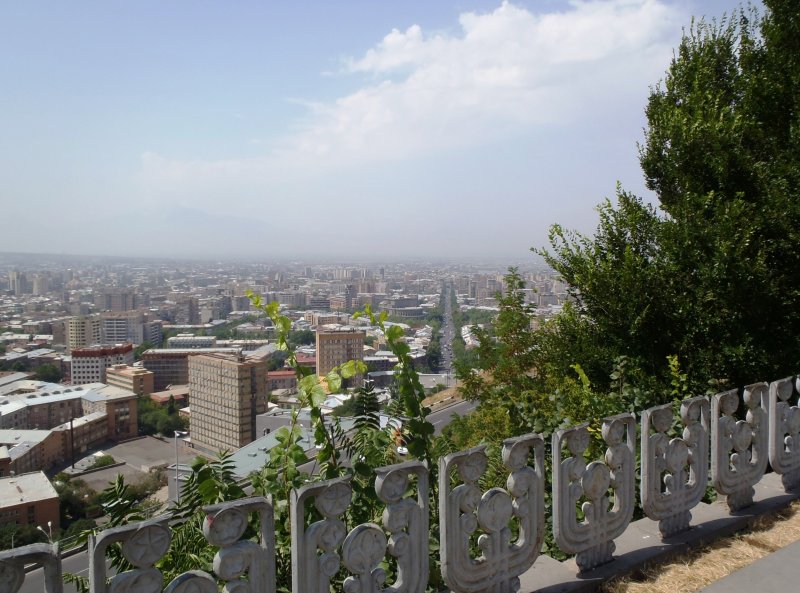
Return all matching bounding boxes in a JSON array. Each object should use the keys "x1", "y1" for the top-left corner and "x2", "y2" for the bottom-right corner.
[
  {"x1": 0, "y1": 471, "x2": 58, "y2": 506},
  {"x1": 0, "y1": 429, "x2": 52, "y2": 446}
]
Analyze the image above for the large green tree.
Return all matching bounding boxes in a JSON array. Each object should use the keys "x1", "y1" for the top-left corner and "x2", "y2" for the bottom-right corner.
[{"x1": 542, "y1": 2, "x2": 800, "y2": 393}]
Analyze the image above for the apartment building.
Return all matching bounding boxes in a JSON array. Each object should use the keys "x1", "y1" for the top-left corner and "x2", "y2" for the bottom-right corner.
[
  {"x1": 0, "y1": 430, "x2": 62, "y2": 475},
  {"x1": 188, "y1": 353, "x2": 269, "y2": 454},
  {"x1": 66, "y1": 315, "x2": 102, "y2": 352},
  {"x1": 94, "y1": 289, "x2": 148, "y2": 312},
  {"x1": 70, "y1": 344, "x2": 134, "y2": 385},
  {"x1": 316, "y1": 326, "x2": 365, "y2": 387},
  {"x1": 105, "y1": 364, "x2": 154, "y2": 396},
  {"x1": 167, "y1": 335, "x2": 217, "y2": 349},
  {"x1": 0, "y1": 472, "x2": 59, "y2": 531},
  {"x1": 101, "y1": 310, "x2": 162, "y2": 345},
  {"x1": 141, "y1": 347, "x2": 241, "y2": 390}
]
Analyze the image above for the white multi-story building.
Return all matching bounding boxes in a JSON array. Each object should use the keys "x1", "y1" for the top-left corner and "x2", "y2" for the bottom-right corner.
[
  {"x1": 101, "y1": 311, "x2": 162, "y2": 345},
  {"x1": 70, "y1": 344, "x2": 134, "y2": 385}
]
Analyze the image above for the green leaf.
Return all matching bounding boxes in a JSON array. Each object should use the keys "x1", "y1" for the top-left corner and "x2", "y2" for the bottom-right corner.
[{"x1": 325, "y1": 370, "x2": 342, "y2": 393}]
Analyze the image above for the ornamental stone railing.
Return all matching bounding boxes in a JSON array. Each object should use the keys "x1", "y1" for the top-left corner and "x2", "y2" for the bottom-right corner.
[
  {"x1": 641, "y1": 396, "x2": 709, "y2": 537},
  {"x1": 89, "y1": 496, "x2": 275, "y2": 593},
  {"x1": 553, "y1": 413, "x2": 636, "y2": 572},
  {"x1": 439, "y1": 432, "x2": 544, "y2": 593},
  {"x1": 6, "y1": 377, "x2": 800, "y2": 593},
  {"x1": 768, "y1": 377, "x2": 800, "y2": 491},
  {"x1": 290, "y1": 460, "x2": 428, "y2": 593},
  {"x1": 711, "y1": 383, "x2": 769, "y2": 511}
]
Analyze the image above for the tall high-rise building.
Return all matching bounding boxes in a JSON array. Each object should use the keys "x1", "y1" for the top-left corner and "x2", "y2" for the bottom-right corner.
[
  {"x1": 101, "y1": 311, "x2": 162, "y2": 345},
  {"x1": 175, "y1": 296, "x2": 200, "y2": 325},
  {"x1": 32, "y1": 275, "x2": 49, "y2": 296},
  {"x1": 94, "y1": 289, "x2": 146, "y2": 312},
  {"x1": 316, "y1": 327, "x2": 365, "y2": 387},
  {"x1": 66, "y1": 315, "x2": 103, "y2": 352},
  {"x1": 188, "y1": 353, "x2": 269, "y2": 454}
]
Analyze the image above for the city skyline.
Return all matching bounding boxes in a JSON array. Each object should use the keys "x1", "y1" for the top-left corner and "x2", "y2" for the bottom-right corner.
[{"x1": 1, "y1": 0, "x2": 754, "y2": 259}]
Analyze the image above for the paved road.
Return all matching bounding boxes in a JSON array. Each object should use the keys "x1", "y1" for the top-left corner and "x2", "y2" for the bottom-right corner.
[
  {"x1": 439, "y1": 280, "x2": 456, "y2": 378},
  {"x1": 22, "y1": 549, "x2": 93, "y2": 593},
  {"x1": 429, "y1": 399, "x2": 478, "y2": 435}
]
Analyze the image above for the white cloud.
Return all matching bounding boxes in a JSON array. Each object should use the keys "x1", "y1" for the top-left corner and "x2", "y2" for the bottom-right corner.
[{"x1": 140, "y1": 0, "x2": 686, "y2": 218}]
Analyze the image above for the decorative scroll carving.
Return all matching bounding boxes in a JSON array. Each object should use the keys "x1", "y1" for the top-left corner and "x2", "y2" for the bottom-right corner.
[
  {"x1": 291, "y1": 463, "x2": 428, "y2": 593},
  {"x1": 209, "y1": 497, "x2": 275, "y2": 593},
  {"x1": 372, "y1": 461, "x2": 428, "y2": 593},
  {"x1": 711, "y1": 384, "x2": 769, "y2": 511},
  {"x1": 163, "y1": 571, "x2": 217, "y2": 593},
  {"x1": 768, "y1": 377, "x2": 800, "y2": 491},
  {"x1": 291, "y1": 476, "x2": 353, "y2": 593},
  {"x1": 163, "y1": 496, "x2": 275, "y2": 593},
  {"x1": 553, "y1": 413, "x2": 636, "y2": 572},
  {"x1": 439, "y1": 432, "x2": 544, "y2": 593},
  {"x1": 89, "y1": 516, "x2": 171, "y2": 593},
  {"x1": 641, "y1": 396, "x2": 710, "y2": 537},
  {"x1": 0, "y1": 543, "x2": 62, "y2": 593}
]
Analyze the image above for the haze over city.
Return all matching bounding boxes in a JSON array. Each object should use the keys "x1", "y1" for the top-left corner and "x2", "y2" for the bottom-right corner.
[{"x1": 1, "y1": 0, "x2": 754, "y2": 260}]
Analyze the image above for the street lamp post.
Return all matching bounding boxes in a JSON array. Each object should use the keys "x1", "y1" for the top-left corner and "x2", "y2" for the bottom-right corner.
[
  {"x1": 174, "y1": 430, "x2": 188, "y2": 504},
  {"x1": 36, "y1": 521, "x2": 53, "y2": 543}
]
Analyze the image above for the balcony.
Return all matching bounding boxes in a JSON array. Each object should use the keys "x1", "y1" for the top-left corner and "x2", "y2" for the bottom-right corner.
[{"x1": 2, "y1": 378, "x2": 800, "y2": 592}]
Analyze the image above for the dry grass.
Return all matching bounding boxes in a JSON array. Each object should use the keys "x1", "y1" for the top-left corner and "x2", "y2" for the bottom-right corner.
[{"x1": 603, "y1": 501, "x2": 800, "y2": 593}]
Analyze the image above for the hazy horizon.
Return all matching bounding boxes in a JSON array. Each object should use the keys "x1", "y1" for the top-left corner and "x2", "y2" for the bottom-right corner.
[{"x1": 1, "y1": 0, "x2": 756, "y2": 260}]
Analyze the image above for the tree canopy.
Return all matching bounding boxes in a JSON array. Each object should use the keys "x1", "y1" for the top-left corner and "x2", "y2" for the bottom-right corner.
[{"x1": 540, "y1": 3, "x2": 800, "y2": 395}]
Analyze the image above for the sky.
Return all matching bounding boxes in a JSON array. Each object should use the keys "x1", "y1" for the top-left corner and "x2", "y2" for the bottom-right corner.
[{"x1": 0, "y1": 0, "x2": 758, "y2": 261}]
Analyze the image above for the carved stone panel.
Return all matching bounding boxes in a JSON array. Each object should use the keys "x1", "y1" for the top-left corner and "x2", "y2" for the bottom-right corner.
[
  {"x1": 711, "y1": 384, "x2": 769, "y2": 511},
  {"x1": 291, "y1": 476, "x2": 352, "y2": 593},
  {"x1": 161, "y1": 496, "x2": 275, "y2": 593},
  {"x1": 641, "y1": 396, "x2": 710, "y2": 537},
  {"x1": 0, "y1": 543, "x2": 62, "y2": 593},
  {"x1": 439, "y1": 432, "x2": 545, "y2": 593},
  {"x1": 553, "y1": 413, "x2": 636, "y2": 572},
  {"x1": 89, "y1": 516, "x2": 171, "y2": 593},
  {"x1": 768, "y1": 377, "x2": 800, "y2": 491},
  {"x1": 371, "y1": 461, "x2": 428, "y2": 593},
  {"x1": 291, "y1": 463, "x2": 428, "y2": 593}
]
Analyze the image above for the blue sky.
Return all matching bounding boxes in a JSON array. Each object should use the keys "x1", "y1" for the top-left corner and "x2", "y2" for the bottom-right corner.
[{"x1": 0, "y1": 0, "x2": 757, "y2": 261}]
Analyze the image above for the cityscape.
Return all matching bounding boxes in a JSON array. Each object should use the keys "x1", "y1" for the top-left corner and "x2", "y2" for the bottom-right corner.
[
  {"x1": 0, "y1": 252, "x2": 566, "y2": 550},
  {"x1": 2, "y1": 0, "x2": 797, "y2": 592}
]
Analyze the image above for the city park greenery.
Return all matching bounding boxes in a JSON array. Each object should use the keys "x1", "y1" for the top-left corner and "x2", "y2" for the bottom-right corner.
[{"x1": 65, "y1": 4, "x2": 799, "y2": 591}]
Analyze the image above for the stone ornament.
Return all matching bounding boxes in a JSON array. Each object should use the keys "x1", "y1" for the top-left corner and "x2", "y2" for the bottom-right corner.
[
  {"x1": 641, "y1": 396, "x2": 710, "y2": 537},
  {"x1": 439, "y1": 432, "x2": 545, "y2": 593},
  {"x1": 0, "y1": 543, "x2": 62, "y2": 593},
  {"x1": 163, "y1": 570, "x2": 218, "y2": 593},
  {"x1": 768, "y1": 377, "x2": 800, "y2": 491},
  {"x1": 553, "y1": 413, "x2": 636, "y2": 572},
  {"x1": 292, "y1": 463, "x2": 429, "y2": 593},
  {"x1": 291, "y1": 476, "x2": 353, "y2": 593},
  {"x1": 89, "y1": 516, "x2": 171, "y2": 593},
  {"x1": 711, "y1": 384, "x2": 769, "y2": 511},
  {"x1": 369, "y1": 461, "x2": 428, "y2": 593},
  {"x1": 164, "y1": 496, "x2": 276, "y2": 593}
]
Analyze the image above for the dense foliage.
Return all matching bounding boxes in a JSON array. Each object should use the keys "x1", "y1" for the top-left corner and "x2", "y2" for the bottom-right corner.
[
  {"x1": 540, "y1": 3, "x2": 800, "y2": 396},
  {"x1": 137, "y1": 395, "x2": 187, "y2": 437}
]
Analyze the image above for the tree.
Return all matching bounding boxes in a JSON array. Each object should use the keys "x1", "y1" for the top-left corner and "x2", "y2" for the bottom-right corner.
[
  {"x1": 540, "y1": 4, "x2": 800, "y2": 395},
  {"x1": 286, "y1": 329, "x2": 314, "y2": 347},
  {"x1": 265, "y1": 350, "x2": 289, "y2": 371},
  {"x1": 457, "y1": 269, "x2": 546, "y2": 434},
  {"x1": 133, "y1": 341, "x2": 153, "y2": 361},
  {"x1": 35, "y1": 363, "x2": 63, "y2": 383}
]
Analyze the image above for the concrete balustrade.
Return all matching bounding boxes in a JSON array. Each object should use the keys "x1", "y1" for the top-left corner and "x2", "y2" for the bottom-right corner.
[{"x1": 3, "y1": 379, "x2": 800, "y2": 593}]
